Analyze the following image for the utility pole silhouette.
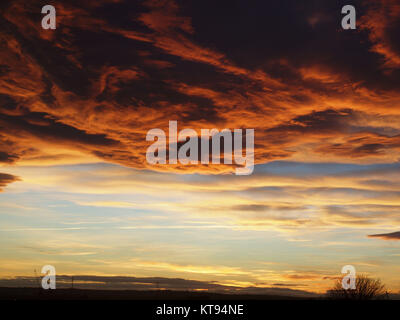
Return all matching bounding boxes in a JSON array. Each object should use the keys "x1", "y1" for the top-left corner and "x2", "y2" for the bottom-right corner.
[
  {"x1": 34, "y1": 269, "x2": 41, "y2": 288},
  {"x1": 34, "y1": 269, "x2": 43, "y2": 297}
]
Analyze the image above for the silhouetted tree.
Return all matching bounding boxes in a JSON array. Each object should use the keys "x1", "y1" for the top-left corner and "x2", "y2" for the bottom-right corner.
[{"x1": 327, "y1": 274, "x2": 388, "y2": 300}]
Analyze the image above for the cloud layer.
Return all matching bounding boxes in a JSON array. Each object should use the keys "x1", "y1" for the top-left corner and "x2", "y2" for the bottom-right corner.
[{"x1": 0, "y1": 0, "x2": 399, "y2": 173}]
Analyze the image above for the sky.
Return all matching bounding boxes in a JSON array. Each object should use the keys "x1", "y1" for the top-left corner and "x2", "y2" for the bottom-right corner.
[{"x1": 0, "y1": 0, "x2": 400, "y2": 295}]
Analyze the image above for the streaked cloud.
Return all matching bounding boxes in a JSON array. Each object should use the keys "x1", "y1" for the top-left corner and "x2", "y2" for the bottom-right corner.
[
  {"x1": 1, "y1": 0, "x2": 400, "y2": 295},
  {"x1": 0, "y1": 173, "x2": 19, "y2": 191},
  {"x1": 368, "y1": 231, "x2": 400, "y2": 240}
]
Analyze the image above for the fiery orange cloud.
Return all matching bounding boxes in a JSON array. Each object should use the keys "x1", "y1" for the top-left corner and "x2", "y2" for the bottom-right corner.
[
  {"x1": 360, "y1": 0, "x2": 400, "y2": 70},
  {"x1": 0, "y1": 0, "x2": 400, "y2": 175}
]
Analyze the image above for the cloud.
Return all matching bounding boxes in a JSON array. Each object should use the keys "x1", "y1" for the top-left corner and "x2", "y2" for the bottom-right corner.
[
  {"x1": 360, "y1": 0, "x2": 400, "y2": 70},
  {"x1": 0, "y1": 151, "x2": 19, "y2": 164},
  {"x1": 0, "y1": 173, "x2": 19, "y2": 191},
  {"x1": 368, "y1": 231, "x2": 400, "y2": 240},
  {"x1": 1, "y1": 0, "x2": 400, "y2": 295},
  {"x1": 4, "y1": 160, "x2": 400, "y2": 231},
  {"x1": 0, "y1": 111, "x2": 119, "y2": 147},
  {"x1": 131, "y1": 260, "x2": 249, "y2": 276},
  {"x1": 283, "y1": 274, "x2": 321, "y2": 281},
  {"x1": 315, "y1": 132, "x2": 400, "y2": 159},
  {"x1": 0, "y1": 0, "x2": 399, "y2": 174}
]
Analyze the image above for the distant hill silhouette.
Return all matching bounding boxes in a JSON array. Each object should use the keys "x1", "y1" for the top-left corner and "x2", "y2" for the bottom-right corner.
[
  {"x1": 0, "y1": 275, "x2": 317, "y2": 298},
  {"x1": 0, "y1": 287, "x2": 310, "y2": 300}
]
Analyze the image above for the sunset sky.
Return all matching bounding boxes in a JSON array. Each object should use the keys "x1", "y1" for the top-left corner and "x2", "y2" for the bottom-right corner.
[{"x1": 1, "y1": 0, "x2": 400, "y2": 294}]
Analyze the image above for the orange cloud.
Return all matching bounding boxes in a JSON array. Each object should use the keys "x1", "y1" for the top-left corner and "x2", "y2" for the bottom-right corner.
[
  {"x1": 0, "y1": 0, "x2": 400, "y2": 175},
  {"x1": 360, "y1": 0, "x2": 400, "y2": 70}
]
